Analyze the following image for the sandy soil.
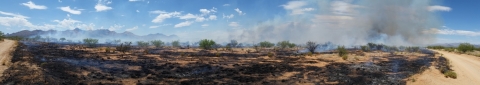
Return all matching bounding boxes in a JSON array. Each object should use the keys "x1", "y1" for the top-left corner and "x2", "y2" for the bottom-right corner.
[
  {"x1": 0, "y1": 40, "x2": 17, "y2": 77},
  {"x1": 408, "y1": 50, "x2": 480, "y2": 85}
]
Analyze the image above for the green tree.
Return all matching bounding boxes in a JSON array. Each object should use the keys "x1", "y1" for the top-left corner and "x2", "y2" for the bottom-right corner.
[
  {"x1": 277, "y1": 41, "x2": 292, "y2": 50},
  {"x1": 83, "y1": 38, "x2": 99, "y2": 47},
  {"x1": 137, "y1": 41, "x2": 150, "y2": 48},
  {"x1": 361, "y1": 45, "x2": 370, "y2": 52},
  {"x1": 0, "y1": 31, "x2": 4, "y2": 41},
  {"x1": 199, "y1": 39, "x2": 216, "y2": 50},
  {"x1": 259, "y1": 41, "x2": 275, "y2": 48},
  {"x1": 172, "y1": 40, "x2": 181, "y2": 48},
  {"x1": 306, "y1": 41, "x2": 319, "y2": 53},
  {"x1": 116, "y1": 42, "x2": 132, "y2": 54},
  {"x1": 150, "y1": 40, "x2": 165, "y2": 48},
  {"x1": 60, "y1": 38, "x2": 66, "y2": 42},
  {"x1": 458, "y1": 43, "x2": 475, "y2": 53}
]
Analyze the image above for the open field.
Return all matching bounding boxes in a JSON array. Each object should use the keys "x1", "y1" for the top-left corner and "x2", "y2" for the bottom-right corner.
[{"x1": 0, "y1": 41, "x2": 446, "y2": 85}]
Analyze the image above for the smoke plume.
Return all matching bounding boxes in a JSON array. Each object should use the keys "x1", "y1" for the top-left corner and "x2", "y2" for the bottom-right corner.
[{"x1": 231, "y1": 0, "x2": 441, "y2": 46}]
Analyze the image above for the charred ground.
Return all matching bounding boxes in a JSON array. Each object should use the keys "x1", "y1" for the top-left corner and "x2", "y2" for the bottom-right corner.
[{"x1": 0, "y1": 42, "x2": 448, "y2": 85}]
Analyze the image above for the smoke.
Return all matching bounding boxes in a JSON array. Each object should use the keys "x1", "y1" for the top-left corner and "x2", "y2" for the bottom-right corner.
[{"x1": 230, "y1": 0, "x2": 441, "y2": 46}]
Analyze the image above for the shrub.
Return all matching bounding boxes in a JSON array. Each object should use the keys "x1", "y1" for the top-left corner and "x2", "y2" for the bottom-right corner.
[
  {"x1": 199, "y1": 39, "x2": 216, "y2": 50},
  {"x1": 259, "y1": 41, "x2": 275, "y2": 48},
  {"x1": 116, "y1": 42, "x2": 132, "y2": 54},
  {"x1": 83, "y1": 38, "x2": 99, "y2": 47},
  {"x1": 338, "y1": 46, "x2": 348, "y2": 57},
  {"x1": 172, "y1": 40, "x2": 181, "y2": 48},
  {"x1": 444, "y1": 70, "x2": 457, "y2": 79},
  {"x1": 267, "y1": 52, "x2": 274, "y2": 57},
  {"x1": 277, "y1": 41, "x2": 292, "y2": 50},
  {"x1": 60, "y1": 38, "x2": 66, "y2": 42},
  {"x1": 342, "y1": 55, "x2": 348, "y2": 60},
  {"x1": 227, "y1": 40, "x2": 238, "y2": 48},
  {"x1": 306, "y1": 41, "x2": 319, "y2": 53},
  {"x1": 150, "y1": 40, "x2": 164, "y2": 48},
  {"x1": 361, "y1": 45, "x2": 370, "y2": 52},
  {"x1": 307, "y1": 52, "x2": 313, "y2": 56},
  {"x1": 458, "y1": 43, "x2": 475, "y2": 53},
  {"x1": 137, "y1": 41, "x2": 150, "y2": 48}
]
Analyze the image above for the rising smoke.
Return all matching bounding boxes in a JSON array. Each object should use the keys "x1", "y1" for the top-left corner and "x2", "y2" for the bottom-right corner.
[{"x1": 230, "y1": 0, "x2": 441, "y2": 46}]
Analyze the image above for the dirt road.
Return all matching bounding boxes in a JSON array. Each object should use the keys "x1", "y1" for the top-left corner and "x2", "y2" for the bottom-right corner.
[
  {"x1": 409, "y1": 50, "x2": 480, "y2": 85},
  {"x1": 0, "y1": 39, "x2": 17, "y2": 76}
]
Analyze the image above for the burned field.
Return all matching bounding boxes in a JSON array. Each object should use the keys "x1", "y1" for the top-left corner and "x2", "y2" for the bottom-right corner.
[{"x1": 0, "y1": 42, "x2": 441, "y2": 85}]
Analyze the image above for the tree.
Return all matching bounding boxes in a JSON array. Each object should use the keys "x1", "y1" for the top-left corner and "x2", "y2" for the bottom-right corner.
[
  {"x1": 199, "y1": 39, "x2": 216, "y2": 50},
  {"x1": 306, "y1": 41, "x2": 319, "y2": 53},
  {"x1": 137, "y1": 41, "x2": 150, "y2": 48},
  {"x1": 60, "y1": 38, "x2": 66, "y2": 42},
  {"x1": 259, "y1": 41, "x2": 275, "y2": 48},
  {"x1": 113, "y1": 39, "x2": 121, "y2": 45},
  {"x1": 277, "y1": 41, "x2": 293, "y2": 50},
  {"x1": 227, "y1": 40, "x2": 238, "y2": 48},
  {"x1": 83, "y1": 38, "x2": 99, "y2": 47},
  {"x1": 150, "y1": 40, "x2": 165, "y2": 48},
  {"x1": 458, "y1": 43, "x2": 475, "y2": 53},
  {"x1": 0, "y1": 31, "x2": 4, "y2": 41},
  {"x1": 361, "y1": 45, "x2": 370, "y2": 52},
  {"x1": 172, "y1": 40, "x2": 181, "y2": 48}
]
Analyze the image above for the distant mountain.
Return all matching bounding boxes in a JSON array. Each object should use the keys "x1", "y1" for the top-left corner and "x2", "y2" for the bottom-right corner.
[{"x1": 7, "y1": 28, "x2": 179, "y2": 42}]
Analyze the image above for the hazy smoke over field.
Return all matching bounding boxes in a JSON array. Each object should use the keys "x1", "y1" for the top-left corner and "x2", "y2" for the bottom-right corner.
[{"x1": 230, "y1": 0, "x2": 441, "y2": 46}]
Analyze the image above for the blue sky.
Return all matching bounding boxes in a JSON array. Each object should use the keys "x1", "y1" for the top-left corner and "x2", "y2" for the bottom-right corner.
[{"x1": 0, "y1": 0, "x2": 478, "y2": 44}]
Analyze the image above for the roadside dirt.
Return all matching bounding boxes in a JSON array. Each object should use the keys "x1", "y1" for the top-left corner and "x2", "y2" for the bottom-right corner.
[
  {"x1": 408, "y1": 50, "x2": 480, "y2": 85},
  {"x1": 0, "y1": 40, "x2": 17, "y2": 77}
]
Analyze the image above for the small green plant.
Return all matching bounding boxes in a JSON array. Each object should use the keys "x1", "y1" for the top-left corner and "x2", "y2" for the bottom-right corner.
[
  {"x1": 137, "y1": 41, "x2": 150, "y2": 48},
  {"x1": 259, "y1": 41, "x2": 275, "y2": 48},
  {"x1": 277, "y1": 41, "x2": 293, "y2": 50},
  {"x1": 0, "y1": 31, "x2": 4, "y2": 41},
  {"x1": 444, "y1": 70, "x2": 457, "y2": 79},
  {"x1": 307, "y1": 52, "x2": 313, "y2": 56},
  {"x1": 105, "y1": 47, "x2": 111, "y2": 53},
  {"x1": 361, "y1": 45, "x2": 370, "y2": 52},
  {"x1": 342, "y1": 55, "x2": 348, "y2": 60},
  {"x1": 116, "y1": 42, "x2": 132, "y2": 54},
  {"x1": 267, "y1": 52, "x2": 274, "y2": 57},
  {"x1": 172, "y1": 40, "x2": 181, "y2": 48}
]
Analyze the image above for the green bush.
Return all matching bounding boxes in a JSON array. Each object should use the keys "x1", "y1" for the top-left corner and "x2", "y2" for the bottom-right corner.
[
  {"x1": 150, "y1": 40, "x2": 164, "y2": 48},
  {"x1": 307, "y1": 52, "x2": 313, "y2": 56},
  {"x1": 116, "y1": 42, "x2": 132, "y2": 54},
  {"x1": 0, "y1": 31, "x2": 5, "y2": 41},
  {"x1": 338, "y1": 46, "x2": 348, "y2": 57},
  {"x1": 171, "y1": 40, "x2": 181, "y2": 48},
  {"x1": 458, "y1": 43, "x2": 475, "y2": 53},
  {"x1": 83, "y1": 38, "x2": 99, "y2": 47},
  {"x1": 277, "y1": 41, "x2": 292, "y2": 49},
  {"x1": 259, "y1": 41, "x2": 275, "y2": 48},
  {"x1": 444, "y1": 70, "x2": 457, "y2": 79},
  {"x1": 137, "y1": 41, "x2": 150, "y2": 48},
  {"x1": 342, "y1": 55, "x2": 348, "y2": 60},
  {"x1": 267, "y1": 52, "x2": 274, "y2": 57},
  {"x1": 361, "y1": 45, "x2": 370, "y2": 52},
  {"x1": 199, "y1": 39, "x2": 216, "y2": 50}
]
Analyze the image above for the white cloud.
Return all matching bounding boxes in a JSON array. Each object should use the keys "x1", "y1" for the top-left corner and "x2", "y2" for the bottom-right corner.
[
  {"x1": 223, "y1": 4, "x2": 230, "y2": 6},
  {"x1": 281, "y1": 1, "x2": 314, "y2": 15},
  {"x1": 59, "y1": 6, "x2": 82, "y2": 15},
  {"x1": 179, "y1": 13, "x2": 198, "y2": 19},
  {"x1": 223, "y1": 13, "x2": 234, "y2": 19},
  {"x1": 199, "y1": 7, "x2": 217, "y2": 15},
  {"x1": 234, "y1": 8, "x2": 246, "y2": 15},
  {"x1": 201, "y1": 24, "x2": 209, "y2": 27},
  {"x1": 229, "y1": 22, "x2": 239, "y2": 27},
  {"x1": 437, "y1": 29, "x2": 480, "y2": 36},
  {"x1": 53, "y1": 18, "x2": 81, "y2": 29},
  {"x1": 149, "y1": 10, "x2": 167, "y2": 14},
  {"x1": 0, "y1": 11, "x2": 29, "y2": 18},
  {"x1": 195, "y1": 17, "x2": 206, "y2": 22},
  {"x1": 151, "y1": 11, "x2": 181, "y2": 23},
  {"x1": 428, "y1": 5, "x2": 451, "y2": 12},
  {"x1": 0, "y1": 16, "x2": 33, "y2": 27},
  {"x1": 126, "y1": 26, "x2": 139, "y2": 31},
  {"x1": 209, "y1": 15, "x2": 217, "y2": 20},
  {"x1": 136, "y1": 10, "x2": 140, "y2": 13},
  {"x1": 95, "y1": 4, "x2": 112, "y2": 12},
  {"x1": 108, "y1": 24, "x2": 124, "y2": 31},
  {"x1": 174, "y1": 21, "x2": 193, "y2": 28},
  {"x1": 21, "y1": 1, "x2": 47, "y2": 10},
  {"x1": 149, "y1": 24, "x2": 171, "y2": 28}
]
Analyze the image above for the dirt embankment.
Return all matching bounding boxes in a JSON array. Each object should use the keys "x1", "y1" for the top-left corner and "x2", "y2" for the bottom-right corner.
[
  {"x1": 408, "y1": 50, "x2": 480, "y2": 85},
  {"x1": 0, "y1": 40, "x2": 17, "y2": 76}
]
